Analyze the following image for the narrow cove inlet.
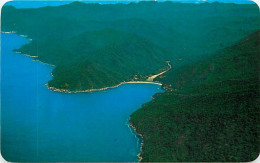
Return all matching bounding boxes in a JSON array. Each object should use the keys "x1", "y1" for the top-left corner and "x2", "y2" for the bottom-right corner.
[{"x1": 1, "y1": 33, "x2": 164, "y2": 162}]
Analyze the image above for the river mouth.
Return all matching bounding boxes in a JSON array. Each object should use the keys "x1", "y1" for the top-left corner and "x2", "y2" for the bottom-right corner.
[{"x1": 1, "y1": 33, "x2": 164, "y2": 162}]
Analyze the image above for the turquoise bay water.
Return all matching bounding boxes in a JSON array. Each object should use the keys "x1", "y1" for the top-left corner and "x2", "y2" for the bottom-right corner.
[{"x1": 1, "y1": 33, "x2": 164, "y2": 162}]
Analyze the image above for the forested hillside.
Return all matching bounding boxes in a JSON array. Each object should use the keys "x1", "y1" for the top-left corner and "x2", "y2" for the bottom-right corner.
[
  {"x1": 2, "y1": 1, "x2": 260, "y2": 91},
  {"x1": 18, "y1": 29, "x2": 169, "y2": 91},
  {"x1": 131, "y1": 30, "x2": 260, "y2": 162}
]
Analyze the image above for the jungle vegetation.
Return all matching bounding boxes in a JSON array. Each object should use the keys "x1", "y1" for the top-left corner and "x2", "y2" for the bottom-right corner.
[{"x1": 131, "y1": 30, "x2": 260, "y2": 161}]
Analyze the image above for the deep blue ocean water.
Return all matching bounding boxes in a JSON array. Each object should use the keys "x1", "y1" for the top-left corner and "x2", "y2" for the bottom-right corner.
[{"x1": 1, "y1": 33, "x2": 164, "y2": 162}]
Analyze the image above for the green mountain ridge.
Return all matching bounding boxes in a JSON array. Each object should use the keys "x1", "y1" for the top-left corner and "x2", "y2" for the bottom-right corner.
[
  {"x1": 3, "y1": 1, "x2": 260, "y2": 58},
  {"x1": 130, "y1": 30, "x2": 260, "y2": 162},
  {"x1": 18, "y1": 29, "x2": 169, "y2": 91},
  {"x1": 2, "y1": 1, "x2": 260, "y2": 91},
  {"x1": 159, "y1": 29, "x2": 260, "y2": 90}
]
